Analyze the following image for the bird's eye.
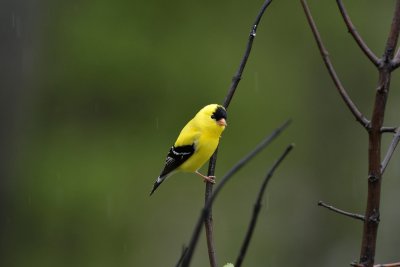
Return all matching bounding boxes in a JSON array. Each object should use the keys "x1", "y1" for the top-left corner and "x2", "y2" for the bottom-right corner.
[{"x1": 211, "y1": 114, "x2": 216, "y2": 120}]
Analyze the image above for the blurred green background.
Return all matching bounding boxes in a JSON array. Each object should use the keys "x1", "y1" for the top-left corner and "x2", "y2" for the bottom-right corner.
[{"x1": 1, "y1": 0, "x2": 400, "y2": 266}]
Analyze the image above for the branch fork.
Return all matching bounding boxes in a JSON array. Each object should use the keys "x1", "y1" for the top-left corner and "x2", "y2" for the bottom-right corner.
[
  {"x1": 367, "y1": 209, "x2": 380, "y2": 224},
  {"x1": 301, "y1": 1, "x2": 400, "y2": 267}
]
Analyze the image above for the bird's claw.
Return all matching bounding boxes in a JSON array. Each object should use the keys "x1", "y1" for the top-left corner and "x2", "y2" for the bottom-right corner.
[{"x1": 203, "y1": 176, "x2": 216, "y2": 184}]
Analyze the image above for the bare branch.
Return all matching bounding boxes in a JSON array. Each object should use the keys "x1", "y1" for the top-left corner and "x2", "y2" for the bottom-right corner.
[
  {"x1": 223, "y1": 0, "x2": 273, "y2": 108},
  {"x1": 381, "y1": 128, "x2": 400, "y2": 174},
  {"x1": 378, "y1": 1, "x2": 400, "y2": 69},
  {"x1": 381, "y1": 126, "x2": 398, "y2": 133},
  {"x1": 391, "y1": 49, "x2": 400, "y2": 68},
  {"x1": 302, "y1": 1, "x2": 400, "y2": 266},
  {"x1": 235, "y1": 144, "x2": 294, "y2": 267},
  {"x1": 380, "y1": 0, "x2": 400, "y2": 70},
  {"x1": 335, "y1": 0, "x2": 380, "y2": 67},
  {"x1": 181, "y1": 120, "x2": 291, "y2": 267},
  {"x1": 300, "y1": 0, "x2": 370, "y2": 129},
  {"x1": 389, "y1": 1, "x2": 400, "y2": 69},
  {"x1": 384, "y1": 0, "x2": 400, "y2": 62},
  {"x1": 359, "y1": 3, "x2": 400, "y2": 266},
  {"x1": 175, "y1": 246, "x2": 188, "y2": 267},
  {"x1": 204, "y1": 1, "x2": 274, "y2": 265},
  {"x1": 318, "y1": 201, "x2": 365, "y2": 221}
]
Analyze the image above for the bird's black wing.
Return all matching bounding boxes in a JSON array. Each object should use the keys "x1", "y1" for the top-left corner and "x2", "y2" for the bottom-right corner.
[
  {"x1": 159, "y1": 144, "x2": 195, "y2": 178},
  {"x1": 150, "y1": 144, "x2": 195, "y2": 196}
]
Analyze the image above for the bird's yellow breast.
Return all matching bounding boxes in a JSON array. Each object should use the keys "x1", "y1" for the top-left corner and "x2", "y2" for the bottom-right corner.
[{"x1": 178, "y1": 133, "x2": 219, "y2": 172}]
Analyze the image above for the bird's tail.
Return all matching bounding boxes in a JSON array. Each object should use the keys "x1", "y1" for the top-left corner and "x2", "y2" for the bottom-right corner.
[{"x1": 150, "y1": 176, "x2": 166, "y2": 196}]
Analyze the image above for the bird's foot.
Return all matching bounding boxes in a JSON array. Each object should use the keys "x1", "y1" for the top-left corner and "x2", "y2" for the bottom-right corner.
[
  {"x1": 203, "y1": 175, "x2": 216, "y2": 184},
  {"x1": 195, "y1": 171, "x2": 216, "y2": 184}
]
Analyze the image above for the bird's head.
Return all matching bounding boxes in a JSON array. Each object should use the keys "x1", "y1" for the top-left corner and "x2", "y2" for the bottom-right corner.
[
  {"x1": 196, "y1": 104, "x2": 227, "y2": 133},
  {"x1": 210, "y1": 105, "x2": 227, "y2": 127}
]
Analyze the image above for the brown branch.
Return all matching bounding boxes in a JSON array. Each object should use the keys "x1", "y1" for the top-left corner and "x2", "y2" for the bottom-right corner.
[
  {"x1": 203, "y1": 0, "x2": 273, "y2": 266},
  {"x1": 359, "y1": 1, "x2": 400, "y2": 267},
  {"x1": 383, "y1": 1, "x2": 400, "y2": 61},
  {"x1": 335, "y1": 0, "x2": 380, "y2": 67},
  {"x1": 379, "y1": 0, "x2": 400, "y2": 68},
  {"x1": 302, "y1": 2, "x2": 400, "y2": 266},
  {"x1": 381, "y1": 128, "x2": 400, "y2": 174},
  {"x1": 235, "y1": 144, "x2": 294, "y2": 267},
  {"x1": 318, "y1": 201, "x2": 365, "y2": 221},
  {"x1": 181, "y1": 120, "x2": 291, "y2": 267},
  {"x1": 300, "y1": 0, "x2": 370, "y2": 130}
]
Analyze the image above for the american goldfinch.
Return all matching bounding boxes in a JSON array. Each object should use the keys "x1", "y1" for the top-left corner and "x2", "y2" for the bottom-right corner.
[{"x1": 150, "y1": 104, "x2": 227, "y2": 195}]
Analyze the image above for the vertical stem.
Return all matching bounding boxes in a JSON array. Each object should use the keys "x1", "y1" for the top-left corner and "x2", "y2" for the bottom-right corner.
[
  {"x1": 361, "y1": 68, "x2": 390, "y2": 267},
  {"x1": 360, "y1": 2, "x2": 400, "y2": 266},
  {"x1": 205, "y1": 152, "x2": 218, "y2": 267},
  {"x1": 202, "y1": 1, "x2": 273, "y2": 266}
]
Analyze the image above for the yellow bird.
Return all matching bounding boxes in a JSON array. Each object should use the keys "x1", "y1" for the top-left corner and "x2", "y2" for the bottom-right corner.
[{"x1": 150, "y1": 104, "x2": 227, "y2": 195}]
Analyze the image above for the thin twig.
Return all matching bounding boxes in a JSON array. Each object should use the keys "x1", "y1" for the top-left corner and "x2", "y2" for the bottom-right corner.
[
  {"x1": 393, "y1": 47, "x2": 400, "y2": 64},
  {"x1": 393, "y1": 11, "x2": 400, "y2": 65},
  {"x1": 379, "y1": 0, "x2": 400, "y2": 69},
  {"x1": 181, "y1": 120, "x2": 291, "y2": 267},
  {"x1": 235, "y1": 144, "x2": 294, "y2": 267},
  {"x1": 391, "y1": 49, "x2": 400, "y2": 69},
  {"x1": 300, "y1": 0, "x2": 370, "y2": 129},
  {"x1": 223, "y1": 0, "x2": 273, "y2": 108},
  {"x1": 204, "y1": 1, "x2": 273, "y2": 266},
  {"x1": 380, "y1": 0, "x2": 400, "y2": 68},
  {"x1": 381, "y1": 126, "x2": 398, "y2": 133},
  {"x1": 175, "y1": 246, "x2": 188, "y2": 267},
  {"x1": 381, "y1": 128, "x2": 400, "y2": 174},
  {"x1": 335, "y1": 0, "x2": 380, "y2": 67},
  {"x1": 383, "y1": 0, "x2": 400, "y2": 62},
  {"x1": 318, "y1": 201, "x2": 365, "y2": 221}
]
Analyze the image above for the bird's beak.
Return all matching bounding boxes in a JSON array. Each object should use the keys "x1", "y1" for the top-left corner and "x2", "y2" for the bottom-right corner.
[{"x1": 217, "y1": 118, "x2": 227, "y2": 126}]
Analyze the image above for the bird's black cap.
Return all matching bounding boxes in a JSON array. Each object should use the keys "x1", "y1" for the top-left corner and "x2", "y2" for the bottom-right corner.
[{"x1": 211, "y1": 106, "x2": 227, "y2": 121}]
